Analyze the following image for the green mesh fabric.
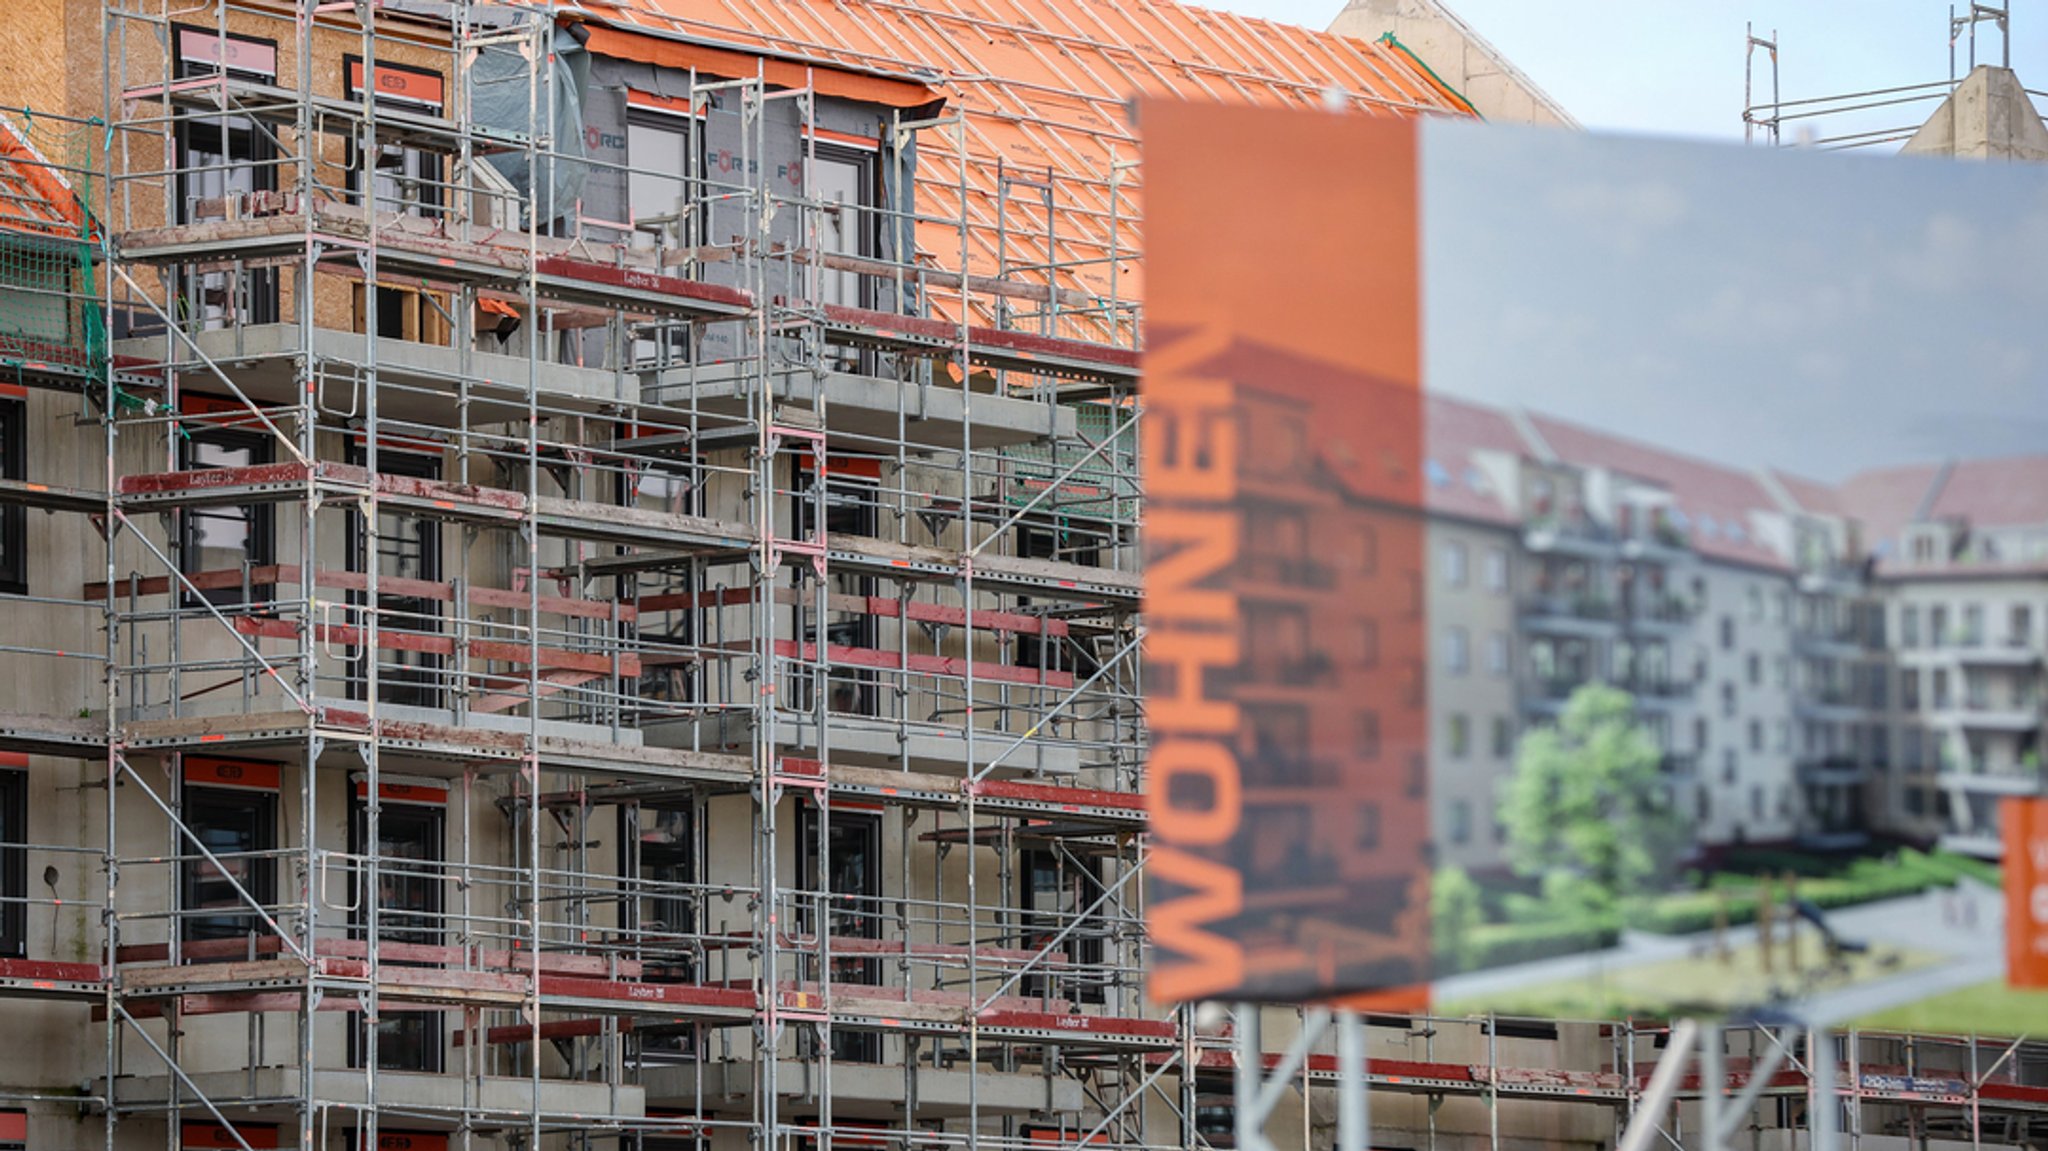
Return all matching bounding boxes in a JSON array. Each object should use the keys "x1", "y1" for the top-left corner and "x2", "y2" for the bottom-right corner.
[
  {"x1": 999, "y1": 400, "x2": 1139, "y2": 527},
  {"x1": 0, "y1": 112, "x2": 106, "y2": 385}
]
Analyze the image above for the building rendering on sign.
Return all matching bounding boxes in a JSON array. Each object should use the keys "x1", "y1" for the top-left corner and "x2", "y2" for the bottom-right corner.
[
  {"x1": 0, "y1": 0, "x2": 2042, "y2": 1148},
  {"x1": 1423, "y1": 396, "x2": 2048, "y2": 873}
]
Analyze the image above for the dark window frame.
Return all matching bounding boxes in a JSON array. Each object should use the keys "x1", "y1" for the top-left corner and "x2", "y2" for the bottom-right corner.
[
  {"x1": 178, "y1": 420, "x2": 277, "y2": 607},
  {"x1": 0, "y1": 398, "x2": 24, "y2": 594},
  {"x1": 626, "y1": 106, "x2": 710, "y2": 369},
  {"x1": 344, "y1": 443, "x2": 444, "y2": 708},
  {"x1": 1017, "y1": 845, "x2": 1108, "y2": 1005},
  {"x1": 343, "y1": 55, "x2": 448, "y2": 343},
  {"x1": 172, "y1": 26, "x2": 280, "y2": 326},
  {"x1": 792, "y1": 461, "x2": 882, "y2": 717},
  {"x1": 807, "y1": 140, "x2": 881, "y2": 296},
  {"x1": 0, "y1": 769, "x2": 24, "y2": 958},
  {"x1": 347, "y1": 786, "x2": 446, "y2": 1073},
  {"x1": 179, "y1": 779, "x2": 279, "y2": 945},
  {"x1": 797, "y1": 803, "x2": 882, "y2": 1063},
  {"x1": 620, "y1": 796, "x2": 701, "y2": 1062}
]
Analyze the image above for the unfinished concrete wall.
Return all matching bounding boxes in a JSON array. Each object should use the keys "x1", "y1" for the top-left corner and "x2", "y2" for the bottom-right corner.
[
  {"x1": 1903, "y1": 65, "x2": 2048, "y2": 161},
  {"x1": 1328, "y1": 0, "x2": 1573, "y2": 128}
]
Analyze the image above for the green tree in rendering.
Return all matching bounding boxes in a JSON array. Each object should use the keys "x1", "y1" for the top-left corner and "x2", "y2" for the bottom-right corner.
[
  {"x1": 1431, "y1": 864, "x2": 1485, "y2": 973},
  {"x1": 1500, "y1": 684, "x2": 1684, "y2": 916}
]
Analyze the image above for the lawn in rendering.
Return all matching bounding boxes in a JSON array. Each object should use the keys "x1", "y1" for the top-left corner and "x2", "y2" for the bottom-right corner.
[{"x1": 1441, "y1": 941, "x2": 1942, "y2": 1021}]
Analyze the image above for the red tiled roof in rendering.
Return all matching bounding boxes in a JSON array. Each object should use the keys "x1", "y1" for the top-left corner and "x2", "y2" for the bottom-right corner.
[
  {"x1": 1923, "y1": 456, "x2": 2048, "y2": 529},
  {"x1": 567, "y1": 0, "x2": 1476, "y2": 336},
  {"x1": 1835, "y1": 462, "x2": 1944, "y2": 558},
  {"x1": 1525, "y1": 412, "x2": 1787, "y2": 571},
  {"x1": 1836, "y1": 457, "x2": 2048, "y2": 576},
  {"x1": 1423, "y1": 393, "x2": 1523, "y2": 525},
  {"x1": 1769, "y1": 470, "x2": 1846, "y2": 518}
]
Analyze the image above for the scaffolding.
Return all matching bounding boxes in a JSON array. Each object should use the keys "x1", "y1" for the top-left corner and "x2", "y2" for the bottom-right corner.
[
  {"x1": 1741, "y1": 1, "x2": 2042, "y2": 152},
  {"x1": 14, "y1": 0, "x2": 1160, "y2": 1147}
]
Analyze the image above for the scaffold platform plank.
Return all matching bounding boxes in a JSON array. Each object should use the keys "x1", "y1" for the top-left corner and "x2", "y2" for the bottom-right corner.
[
  {"x1": 0, "y1": 475, "x2": 106, "y2": 513},
  {"x1": 763, "y1": 638, "x2": 1073, "y2": 688},
  {"x1": 109, "y1": 707, "x2": 751, "y2": 784},
  {"x1": 820, "y1": 303, "x2": 1138, "y2": 385},
  {"x1": 86, "y1": 563, "x2": 632, "y2": 621},
  {"x1": 229, "y1": 616, "x2": 641, "y2": 678},
  {"x1": 0, "y1": 957, "x2": 107, "y2": 1000},
  {"x1": 116, "y1": 203, "x2": 754, "y2": 320},
  {"x1": 0, "y1": 710, "x2": 109, "y2": 757},
  {"x1": 639, "y1": 586, "x2": 1068, "y2": 638}
]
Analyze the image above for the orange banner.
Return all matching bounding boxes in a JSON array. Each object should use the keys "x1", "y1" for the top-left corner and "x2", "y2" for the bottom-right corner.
[
  {"x1": 346, "y1": 58, "x2": 446, "y2": 110},
  {"x1": 183, "y1": 1123, "x2": 283, "y2": 1150},
  {"x1": 1141, "y1": 99, "x2": 1428, "y2": 1006},
  {"x1": 362, "y1": 1133, "x2": 448, "y2": 1151},
  {"x1": 353, "y1": 779, "x2": 448, "y2": 806},
  {"x1": 173, "y1": 26, "x2": 278, "y2": 79},
  {"x1": 2005, "y1": 797, "x2": 2048, "y2": 988},
  {"x1": 183, "y1": 757, "x2": 281, "y2": 792}
]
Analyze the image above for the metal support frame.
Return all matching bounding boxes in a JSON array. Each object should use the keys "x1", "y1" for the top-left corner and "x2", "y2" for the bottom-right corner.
[
  {"x1": 1618, "y1": 1018, "x2": 1841, "y2": 1151},
  {"x1": 1951, "y1": 2, "x2": 2013, "y2": 79},
  {"x1": 1233, "y1": 1006, "x2": 1372, "y2": 1151}
]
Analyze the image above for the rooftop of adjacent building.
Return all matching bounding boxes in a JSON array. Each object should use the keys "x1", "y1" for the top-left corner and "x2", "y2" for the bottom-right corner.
[
  {"x1": 1425, "y1": 390, "x2": 2048, "y2": 576},
  {"x1": 555, "y1": 0, "x2": 1491, "y2": 330}
]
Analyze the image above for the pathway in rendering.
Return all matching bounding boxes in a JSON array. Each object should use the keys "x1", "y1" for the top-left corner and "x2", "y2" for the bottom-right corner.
[{"x1": 1433, "y1": 881, "x2": 2006, "y2": 1024}]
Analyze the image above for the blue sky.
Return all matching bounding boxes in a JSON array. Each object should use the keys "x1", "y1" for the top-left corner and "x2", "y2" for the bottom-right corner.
[
  {"x1": 1180, "y1": 2, "x2": 2048, "y2": 479},
  {"x1": 1209, "y1": 1, "x2": 2048, "y2": 143},
  {"x1": 1179, "y1": 1, "x2": 2048, "y2": 475},
  {"x1": 1420, "y1": 118, "x2": 2048, "y2": 480}
]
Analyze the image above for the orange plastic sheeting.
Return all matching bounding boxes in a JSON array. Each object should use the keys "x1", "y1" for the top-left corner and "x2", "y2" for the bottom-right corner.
[
  {"x1": 580, "y1": 26, "x2": 943, "y2": 111},
  {"x1": 2005, "y1": 796, "x2": 2048, "y2": 988},
  {"x1": 1142, "y1": 99, "x2": 1428, "y2": 1006},
  {"x1": 588, "y1": 0, "x2": 1471, "y2": 342},
  {"x1": 0, "y1": 112, "x2": 92, "y2": 241}
]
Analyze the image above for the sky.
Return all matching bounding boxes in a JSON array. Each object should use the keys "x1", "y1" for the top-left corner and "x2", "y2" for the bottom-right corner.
[
  {"x1": 1183, "y1": 2, "x2": 2048, "y2": 481},
  {"x1": 1421, "y1": 119, "x2": 2048, "y2": 481},
  {"x1": 1207, "y1": 1, "x2": 2048, "y2": 144}
]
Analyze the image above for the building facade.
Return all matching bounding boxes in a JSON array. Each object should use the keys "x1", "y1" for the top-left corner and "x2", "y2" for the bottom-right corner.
[{"x1": 1423, "y1": 399, "x2": 2045, "y2": 873}]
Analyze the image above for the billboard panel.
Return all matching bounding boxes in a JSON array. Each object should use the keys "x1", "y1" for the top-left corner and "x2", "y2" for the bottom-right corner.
[
  {"x1": 2006, "y1": 797, "x2": 2048, "y2": 989},
  {"x1": 1145, "y1": 100, "x2": 2048, "y2": 1026},
  {"x1": 1142, "y1": 102, "x2": 1430, "y2": 1005}
]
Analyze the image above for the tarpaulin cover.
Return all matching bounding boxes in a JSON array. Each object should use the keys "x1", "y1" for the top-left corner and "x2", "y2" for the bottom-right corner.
[{"x1": 474, "y1": 31, "x2": 591, "y2": 226}]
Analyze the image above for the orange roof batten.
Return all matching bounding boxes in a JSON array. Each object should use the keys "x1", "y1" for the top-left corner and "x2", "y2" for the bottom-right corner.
[
  {"x1": 0, "y1": 111, "x2": 94, "y2": 242},
  {"x1": 579, "y1": 25, "x2": 945, "y2": 111},
  {"x1": 586, "y1": 0, "x2": 1476, "y2": 341}
]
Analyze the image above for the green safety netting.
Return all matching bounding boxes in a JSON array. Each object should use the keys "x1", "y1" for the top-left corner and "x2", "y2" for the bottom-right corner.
[
  {"x1": 0, "y1": 110, "x2": 109, "y2": 388},
  {"x1": 1000, "y1": 400, "x2": 1139, "y2": 532}
]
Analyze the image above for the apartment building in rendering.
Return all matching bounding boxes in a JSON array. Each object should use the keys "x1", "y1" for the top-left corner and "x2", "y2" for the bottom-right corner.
[
  {"x1": 1844, "y1": 458, "x2": 2048, "y2": 856},
  {"x1": 1424, "y1": 399, "x2": 1820, "y2": 870},
  {"x1": 1423, "y1": 397, "x2": 2044, "y2": 872}
]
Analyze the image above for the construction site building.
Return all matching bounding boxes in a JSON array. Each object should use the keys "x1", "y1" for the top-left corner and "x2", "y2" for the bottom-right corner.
[{"x1": 0, "y1": 2, "x2": 2044, "y2": 1151}]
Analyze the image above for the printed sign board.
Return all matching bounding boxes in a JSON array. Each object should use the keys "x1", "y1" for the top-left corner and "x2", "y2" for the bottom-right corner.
[
  {"x1": 1143, "y1": 100, "x2": 2048, "y2": 1022},
  {"x1": 1142, "y1": 100, "x2": 1429, "y2": 1005}
]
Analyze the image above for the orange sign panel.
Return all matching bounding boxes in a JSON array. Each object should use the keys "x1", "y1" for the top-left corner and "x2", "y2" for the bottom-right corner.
[
  {"x1": 1141, "y1": 99, "x2": 1430, "y2": 1005},
  {"x1": 353, "y1": 779, "x2": 448, "y2": 806},
  {"x1": 2005, "y1": 797, "x2": 2048, "y2": 988},
  {"x1": 173, "y1": 27, "x2": 278, "y2": 79},
  {"x1": 345, "y1": 58, "x2": 446, "y2": 110},
  {"x1": 183, "y1": 1123, "x2": 283, "y2": 1150},
  {"x1": 362, "y1": 1133, "x2": 449, "y2": 1151},
  {"x1": 183, "y1": 756, "x2": 281, "y2": 792}
]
